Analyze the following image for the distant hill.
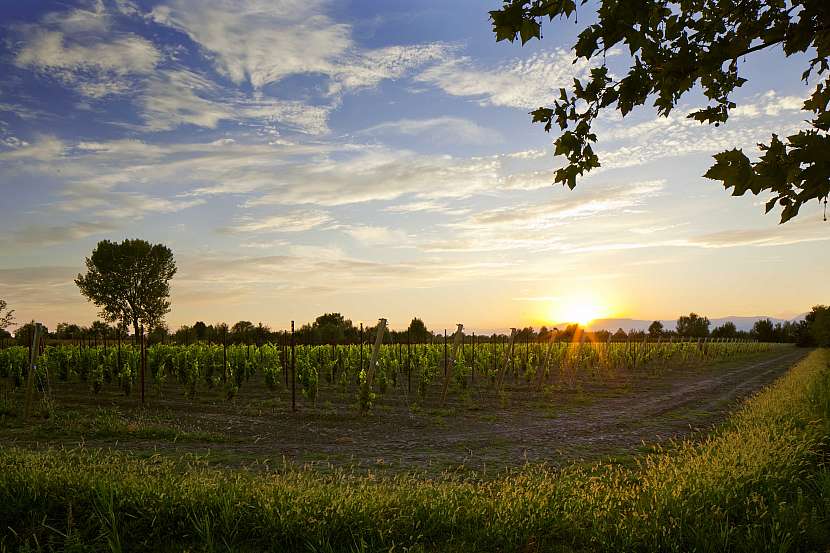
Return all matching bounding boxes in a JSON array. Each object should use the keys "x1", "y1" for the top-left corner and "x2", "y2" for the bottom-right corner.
[{"x1": 582, "y1": 315, "x2": 804, "y2": 333}]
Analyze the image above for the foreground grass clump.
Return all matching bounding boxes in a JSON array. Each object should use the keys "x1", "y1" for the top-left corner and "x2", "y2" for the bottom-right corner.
[{"x1": 1, "y1": 350, "x2": 829, "y2": 552}]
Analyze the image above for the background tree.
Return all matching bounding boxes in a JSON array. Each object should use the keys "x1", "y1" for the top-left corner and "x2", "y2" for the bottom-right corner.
[
  {"x1": 407, "y1": 318, "x2": 431, "y2": 343},
  {"x1": 0, "y1": 299, "x2": 14, "y2": 331},
  {"x1": 90, "y1": 320, "x2": 113, "y2": 339},
  {"x1": 490, "y1": 0, "x2": 830, "y2": 222},
  {"x1": 231, "y1": 320, "x2": 255, "y2": 344},
  {"x1": 254, "y1": 322, "x2": 271, "y2": 346},
  {"x1": 648, "y1": 320, "x2": 664, "y2": 337},
  {"x1": 214, "y1": 322, "x2": 229, "y2": 344},
  {"x1": 310, "y1": 313, "x2": 356, "y2": 344},
  {"x1": 14, "y1": 322, "x2": 49, "y2": 346},
  {"x1": 54, "y1": 322, "x2": 82, "y2": 340},
  {"x1": 148, "y1": 323, "x2": 170, "y2": 344},
  {"x1": 805, "y1": 305, "x2": 830, "y2": 346},
  {"x1": 75, "y1": 239, "x2": 177, "y2": 341},
  {"x1": 676, "y1": 313, "x2": 710, "y2": 337},
  {"x1": 712, "y1": 321, "x2": 739, "y2": 339},
  {"x1": 751, "y1": 318, "x2": 776, "y2": 342},
  {"x1": 516, "y1": 326, "x2": 538, "y2": 341},
  {"x1": 193, "y1": 321, "x2": 208, "y2": 341}
]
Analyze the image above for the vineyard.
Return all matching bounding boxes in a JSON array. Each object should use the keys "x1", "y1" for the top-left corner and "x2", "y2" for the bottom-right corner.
[{"x1": 0, "y1": 332, "x2": 787, "y2": 412}]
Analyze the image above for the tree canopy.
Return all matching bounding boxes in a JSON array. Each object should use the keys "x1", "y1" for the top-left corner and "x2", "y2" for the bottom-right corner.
[
  {"x1": 75, "y1": 239, "x2": 177, "y2": 339},
  {"x1": 676, "y1": 312, "x2": 710, "y2": 337},
  {"x1": 407, "y1": 318, "x2": 431, "y2": 343},
  {"x1": 751, "y1": 318, "x2": 776, "y2": 341},
  {"x1": 712, "y1": 321, "x2": 738, "y2": 338},
  {"x1": 804, "y1": 305, "x2": 830, "y2": 346},
  {"x1": 648, "y1": 320, "x2": 664, "y2": 336},
  {"x1": 490, "y1": 0, "x2": 830, "y2": 222}
]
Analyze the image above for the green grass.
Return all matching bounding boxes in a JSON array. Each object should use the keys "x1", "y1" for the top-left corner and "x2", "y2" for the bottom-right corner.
[
  {"x1": 2, "y1": 350, "x2": 830, "y2": 552},
  {"x1": 21, "y1": 408, "x2": 227, "y2": 444}
]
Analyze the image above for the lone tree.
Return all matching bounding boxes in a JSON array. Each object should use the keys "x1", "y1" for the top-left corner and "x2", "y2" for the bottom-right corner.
[
  {"x1": 75, "y1": 239, "x2": 177, "y2": 341},
  {"x1": 0, "y1": 298, "x2": 14, "y2": 331},
  {"x1": 490, "y1": 1, "x2": 830, "y2": 222}
]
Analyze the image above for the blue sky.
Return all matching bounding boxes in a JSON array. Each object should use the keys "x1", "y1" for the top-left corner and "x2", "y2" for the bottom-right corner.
[{"x1": 0, "y1": 0, "x2": 827, "y2": 332}]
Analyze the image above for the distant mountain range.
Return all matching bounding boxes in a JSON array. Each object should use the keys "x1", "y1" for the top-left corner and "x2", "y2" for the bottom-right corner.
[{"x1": 581, "y1": 315, "x2": 807, "y2": 333}]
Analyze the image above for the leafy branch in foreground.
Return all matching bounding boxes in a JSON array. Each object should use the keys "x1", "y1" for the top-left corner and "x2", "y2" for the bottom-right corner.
[{"x1": 490, "y1": 0, "x2": 830, "y2": 222}]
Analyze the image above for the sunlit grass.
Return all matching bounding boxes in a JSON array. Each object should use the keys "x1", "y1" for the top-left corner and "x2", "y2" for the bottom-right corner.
[{"x1": 1, "y1": 350, "x2": 829, "y2": 551}]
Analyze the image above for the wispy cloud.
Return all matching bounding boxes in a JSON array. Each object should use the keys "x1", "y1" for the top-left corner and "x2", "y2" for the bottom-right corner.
[
  {"x1": 10, "y1": 221, "x2": 118, "y2": 247},
  {"x1": 358, "y1": 116, "x2": 498, "y2": 145},
  {"x1": 342, "y1": 225, "x2": 410, "y2": 246},
  {"x1": 415, "y1": 49, "x2": 594, "y2": 109},
  {"x1": 149, "y1": 0, "x2": 448, "y2": 94},
  {"x1": 12, "y1": 3, "x2": 160, "y2": 98},
  {"x1": 225, "y1": 209, "x2": 333, "y2": 233}
]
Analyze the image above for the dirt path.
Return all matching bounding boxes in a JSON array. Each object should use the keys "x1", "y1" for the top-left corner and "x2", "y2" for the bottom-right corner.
[{"x1": 0, "y1": 348, "x2": 808, "y2": 474}]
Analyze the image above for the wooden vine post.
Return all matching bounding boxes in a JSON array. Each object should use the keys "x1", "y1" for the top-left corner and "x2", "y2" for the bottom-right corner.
[
  {"x1": 471, "y1": 332, "x2": 476, "y2": 385},
  {"x1": 497, "y1": 328, "x2": 517, "y2": 391},
  {"x1": 291, "y1": 321, "x2": 296, "y2": 412},
  {"x1": 140, "y1": 326, "x2": 146, "y2": 404},
  {"x1": 23, "y1": 322, "x2": 42, "y2": 422},
  {"x1": 535, "y1": 332, "x2": 556, "y2": 391},
  {"x1": 406, "y1": 330, "x2": 411, "y2": 395},
  {"x1": 441, "y1": 324, "x2": 464, "y2": 405},
  {"x1": 364, "y1": 318, "x2": 387, "y2": 392},
  {"x1": 359, "y1": 323, "x2": 364, "y2": 374}
]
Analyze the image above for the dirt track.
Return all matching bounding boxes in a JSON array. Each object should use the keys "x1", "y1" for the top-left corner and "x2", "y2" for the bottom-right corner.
[{"x1": 0, "y1": 347, "x2": 808, "y2": 474}]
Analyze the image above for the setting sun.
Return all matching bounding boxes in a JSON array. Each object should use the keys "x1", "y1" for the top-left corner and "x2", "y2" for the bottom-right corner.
[{"x1": 550, "y1": 293, "x2": 607, "y2": 326}]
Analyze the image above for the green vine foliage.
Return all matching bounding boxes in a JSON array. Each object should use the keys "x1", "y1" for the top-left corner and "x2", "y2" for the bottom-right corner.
[{"x1": 490, "y1": 0, "x2": 830, "y2": 222}]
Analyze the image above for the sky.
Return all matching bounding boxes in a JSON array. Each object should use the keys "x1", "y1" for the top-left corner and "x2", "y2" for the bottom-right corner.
[{"x1": 0, "y1": 0, "x2": 827, "y2": 333}]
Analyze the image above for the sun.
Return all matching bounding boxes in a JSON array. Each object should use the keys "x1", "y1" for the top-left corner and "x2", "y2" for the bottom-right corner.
[{"x1": 549, "y1": 293, "x2": 605, "y2": 326}]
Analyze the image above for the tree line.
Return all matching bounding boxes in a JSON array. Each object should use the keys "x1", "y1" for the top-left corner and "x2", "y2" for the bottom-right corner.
[{"x1": 3, "y1": 308, "x2": 829, "y2": 348}]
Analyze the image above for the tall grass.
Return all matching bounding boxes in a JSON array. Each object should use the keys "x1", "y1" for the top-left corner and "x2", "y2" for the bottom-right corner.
[{"x1": 2, "y1": 350, "x2": 829, "y2": 552}]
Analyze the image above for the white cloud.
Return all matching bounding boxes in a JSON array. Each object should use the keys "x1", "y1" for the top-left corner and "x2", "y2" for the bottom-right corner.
[
  {"x1": 415, "y1": 49, "x2": 593, "y2": 109},
  {"x1": 462, "y1": 180, "x2": 664, "y2": 229},
  {"x1": 56, "y1": 191, "x2": 204, "y2": 220},
  {"x1": 11, "y1": 221, "x2": 117, "y2": 247},
  {"x1": 227, "y1": 209, "x2": 333, "y2": 233},
  {"x1": 417, "y1": 180, "x2": 666, "y2": 253},
  {"x1": 342, "y1": 225, "x2": 410, "y2": 246},
  {"x1": 150, "y1": 0, "x2": 351, "y2": 88},
  {"x1": 383, "y1": 200, "x2": 469, "y2": 215},
  {"x1": 328, "y1": 43, "x2": 450, "y2": 95},
  {"x1": 139, "y1": 69, "x2": 232, "y2": 130},
  {"x1": 358, "y1": 116, "x2": 496, "y2": 145},
  {"x1": 237, "y1": 148, "x2": 502, "y2": 207},
  {"x1": 682, "y1": 218, "x2": 830, "y2": 248},
  {"x1": 14, "y1": 4, "x2": 160, "y2": 98},
  {"x1": 149, "y1": 0, "x2": 447, "y2": 94},
  {"x1": 0, "y1": 135, "x2": 64, "y2": 161},
  {"x1": 732, "y1": 90, "x2": 805, "y2": 118}
]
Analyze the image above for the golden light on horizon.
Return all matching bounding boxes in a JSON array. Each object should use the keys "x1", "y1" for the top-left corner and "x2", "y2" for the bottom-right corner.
[{"x1": 548, "y1": 292, "x2": 607, "y2": 326}]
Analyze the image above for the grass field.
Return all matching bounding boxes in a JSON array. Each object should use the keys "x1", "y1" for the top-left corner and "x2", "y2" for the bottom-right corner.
[{"x1": 1, "y1": 348, "x2": 828, "y2": 552}]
